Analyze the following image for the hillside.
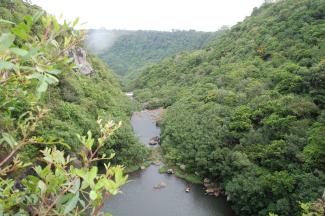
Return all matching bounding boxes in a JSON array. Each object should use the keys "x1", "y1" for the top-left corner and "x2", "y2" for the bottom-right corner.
[
  {"x1": 0, "y1": 1, "x2": 151, "y2": 214},
  {"x1": 0, "y1": 0, "x2": 148, "y2": 169},
  {"x1": 86, "y1": 29, "x2": 218, "y2": 77},
  {"x1": 132, "y1": 0, "x2": 325, "y2": 215}
]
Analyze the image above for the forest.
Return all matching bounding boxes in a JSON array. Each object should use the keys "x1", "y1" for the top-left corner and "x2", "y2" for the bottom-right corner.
[
  {"x1": 0, "y1": 0, "x2": 146, "y2": 214},
  {"x1": 131, "y1": 0, "x2": 325, "y2": 215},
  {"x1": 86, "y1": 29, "x2": 219, "y2": 79},
  {"x1": 0, "y1": 0, "x2": 324, "y2": 215}
]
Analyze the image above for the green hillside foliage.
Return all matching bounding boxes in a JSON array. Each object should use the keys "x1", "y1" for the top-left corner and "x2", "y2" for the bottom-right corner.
[
  {"x1": 132, "y1": 0, "x2": 325, "y2": 215},
  {"x1": 0, "y1": 0, "x2": 41, "y2": 23},
  {"x1": 0, "y1": 1, "x2": 131, "y2": 214},
  {"x1": 0, "y1": 0, "x2": 148, "y2": 168},
  {"x1": 37, "y1": 54, "x2": 148, "y2": 167},
  {"x1": 86, "y1": 29, "x2": 218, "y2": 77}
]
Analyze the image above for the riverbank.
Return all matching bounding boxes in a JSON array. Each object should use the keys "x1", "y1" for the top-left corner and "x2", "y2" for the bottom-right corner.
[
  {"x1": 129, "y1": 108, "x2": 206, "y2": 185},
  {"x1": 125, "y1": 145, "x2": 163, "y2": 173},
  {"x1": 159, "y1": 164, "x2": 203, "y2": 184},
  {"x1": 124, "y1": 108, "x2": 164, "y2": 173},
  {"x1": 125, "y1": 146, "x2": 204, "y2": 184},
  {"x1": 124, "y1": 160, "x2": 151, "y2": 173},
  {"x1": 105, "y1": 107, "x2": 235, "y2": 216},
  {"x1": 147, "y1": 142, "x2": 204, "y2": 184}
]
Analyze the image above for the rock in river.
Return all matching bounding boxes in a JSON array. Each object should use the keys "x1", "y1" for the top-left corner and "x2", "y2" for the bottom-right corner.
[
  {"x1": 149, "y1": 136, "x2": 160, "y2": 145},
  {"x1": 154, "y1": 181, "x2": 167, "y2": 189},
  {"x1": 167, "y1": 169, "x2": 174, "y2": 174}
]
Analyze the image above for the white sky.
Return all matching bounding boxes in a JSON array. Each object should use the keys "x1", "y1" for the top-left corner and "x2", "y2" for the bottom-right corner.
[{"x1": 31, "y1": 0, "x2": 265, "y2": 31}]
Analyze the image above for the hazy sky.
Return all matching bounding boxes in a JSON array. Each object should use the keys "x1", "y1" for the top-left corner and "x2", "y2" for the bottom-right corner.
[{"x1": 31, "y1": 0, "x2": 265, "y2": 31}]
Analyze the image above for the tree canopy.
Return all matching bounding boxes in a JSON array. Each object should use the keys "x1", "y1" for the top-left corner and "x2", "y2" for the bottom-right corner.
[
  {"x1": 86, "y1": 29, "x2": 219, "y2": 79},
  {"x1": 132, "y1": 0, "x2": 325, "y2": 215}
]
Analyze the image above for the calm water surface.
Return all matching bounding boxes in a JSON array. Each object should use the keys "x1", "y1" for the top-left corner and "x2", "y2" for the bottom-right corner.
[{"x1": 104, "y1": 110, "x2": 235, "y2": 216}]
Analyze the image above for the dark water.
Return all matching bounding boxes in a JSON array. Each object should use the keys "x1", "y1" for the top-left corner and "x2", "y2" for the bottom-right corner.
[{"x1": 103, "y1": 110, "x2": 235, "y2": 216}]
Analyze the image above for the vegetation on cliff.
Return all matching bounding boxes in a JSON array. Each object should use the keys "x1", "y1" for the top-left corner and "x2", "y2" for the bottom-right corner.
[
  {"x1": 132, "y1": 0, "x2": 325, "y2": 215},
  {"x1": 0, "y1": 0, "x2": 148, "y2": 168},
  {"x1": 0, "y1": 0, "x2": 145, "y2": 214}
]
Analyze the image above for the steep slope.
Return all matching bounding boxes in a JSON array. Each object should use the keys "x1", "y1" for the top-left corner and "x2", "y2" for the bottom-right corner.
[
  {"x1": 0, "y1": 0, "x2": 148, "y2": 168},
  {"x1": 0, "y1": 2, "x2": 134, "y2": 214},
  {"x1": 37, "y1": 54, "x2": 148, "y2": 167},
  {"x1": 86, "y1": 29, "x2": 217, "y2": 77},
  {"x1": 132, "y1": 0, "x2": 325, "y2": 215}
]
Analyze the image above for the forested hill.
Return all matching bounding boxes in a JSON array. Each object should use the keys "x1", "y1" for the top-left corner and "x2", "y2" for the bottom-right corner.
[
  {"x1": 132, "y1": 0, "x2": 325, "y2": 215},
  {"x1": 0, "y1": 0, "x2": 148, "y2": 170},
  {"x1": 86, "y1": 29, "x2": 218, "y2": 76}
]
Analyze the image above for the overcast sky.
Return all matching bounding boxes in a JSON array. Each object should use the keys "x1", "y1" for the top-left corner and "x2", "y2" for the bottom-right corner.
[{"x1": 31, "y1": 0, "x2": 265, "y2": 31}]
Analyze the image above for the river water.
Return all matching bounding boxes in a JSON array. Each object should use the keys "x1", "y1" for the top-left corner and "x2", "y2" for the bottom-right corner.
[{"x1": 103, "y1": 109, "x2": 235, "y2": 216}]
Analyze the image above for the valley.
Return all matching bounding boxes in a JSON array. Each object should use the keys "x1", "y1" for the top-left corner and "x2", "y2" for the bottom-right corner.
[{"x1": 0, "y1": 0, "x2": 324, "y2": 215}]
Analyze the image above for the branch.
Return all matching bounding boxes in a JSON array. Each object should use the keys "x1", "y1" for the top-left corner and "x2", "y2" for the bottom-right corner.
[
  {"x1": 43, "y1": 177, "x2": 77, "y2": 216},
  {"x1": 0, "y1": 143, "x2": 26, "y2": 168}
]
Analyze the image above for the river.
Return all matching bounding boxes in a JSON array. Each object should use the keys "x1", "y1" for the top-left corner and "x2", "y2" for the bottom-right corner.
[{"x1": 103, "y1": 109, "x2": 235, "y2": 216}]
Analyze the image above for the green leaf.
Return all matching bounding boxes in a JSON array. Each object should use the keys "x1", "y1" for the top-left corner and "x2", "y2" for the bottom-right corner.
[
  {"x1": 63, "y1": 193, "x2": 79, "y2": 214},
  {"x1": 37, "y1": 180, "x2": 47, "y2": 195},
  {"x1": 108, "y1": 153, "x2": 116, "y2": 159},
  {"x1": 115, "y1": 168, "x2": 127, "y2": 186},
  {"x1": 0, "y1": 33, "x2": 15, "y2": 52},
  {"x1": 88, "y1": 167, "x2": 98, "y2": 182},
  {"x1": 50, "y1": 40, "x2": 59, "y2": 49},
  {"x1": 23, "y1": 47, "x2": 39, "y2": 60},
  {"x1": 52, "y1": 18, "x2": 60, "y2": 33},
  {"x1": 47, "y1": 69, "x2": 61, "y2": 75},
  {"x1": 0, "y1": 19, "x2": 16, "y2": 25},
  {"x1": 86, "y1": 131, "x2": 94, "y2": 150},
  {"x1": 10, "y1": 47, "x2": 28, "y2": 56},
  {"x1": 89, "y1": 190, "x2": 97, "y2": 200},
  {"x1": 11, "y1": 23, "x2": 29, "y2": 40},
  {"x1": 37, "y1": 81, "x2": 48, "y2": 93},
  {"x1": 73, "y1": 169, "x2": 86, "y2": 178},
  {"x1": 32, "y1": 11, "x2": 44, "y2": 23},
  {"x1": 44, "y1": 74, "x2": 59, "y2": 84},
  {"x1": 27, "y1": 73, "x2": 43, "y2": 80},
  {"x1": 79, "y1": 199, "x2": 85, "y2": 208},
  {"x1": 58, "y1": 193, "x2": 74, "y2": 205},
  {"x1": 69, "y1": 178, "x2": 80, "y2": 194},
  {"x1": 0, "y1": 61, "x2": 16, "y2": 70},
  {"x1": 72, "y1": 17, "x2": 80, "y2": 27},
  {"x1": 24, "y1": 16, "x2": 33, "y2": 27},
  {"x1": 1, "y1": 133, "x2": 17, "y2": 148}
]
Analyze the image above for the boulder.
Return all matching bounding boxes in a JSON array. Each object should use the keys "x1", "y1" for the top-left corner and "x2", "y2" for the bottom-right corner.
[
  {"x1": 154, "y1": 181, "x2": 167, "y2": 189},
  {"x1": 149, "y1": 136, "x2": 160, "y2": 145},
  {"x1": 125, "y1": 92, "x2": 134, "y2": 97},
  {"x1": 203, "y1": 178, "x2": 210, "y2": 184},
  {"x1": 203, "y1": 178, "x2": 211, "y2": 187},
  {"x1": 179, "y1": 164, "x2": 186, "y2": 171},
  {"x1": 214, "y1": 191, "x2": 220, "y2": 197},
  {"x1": 153, "y1": 161, "x2": 161, "y2": 166},
  {"x1": 66, "y1": 47, "x2": 94, "y2": 75},
  {"x1": 149, "y1": 139, "x2": 157, "y2": 145},
  {"x1": 205, "y1": 185, "x2": 220, "y2": 197},
  {"x1": 167, "y1": 169, "x2": 174, "y2": 174}
]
